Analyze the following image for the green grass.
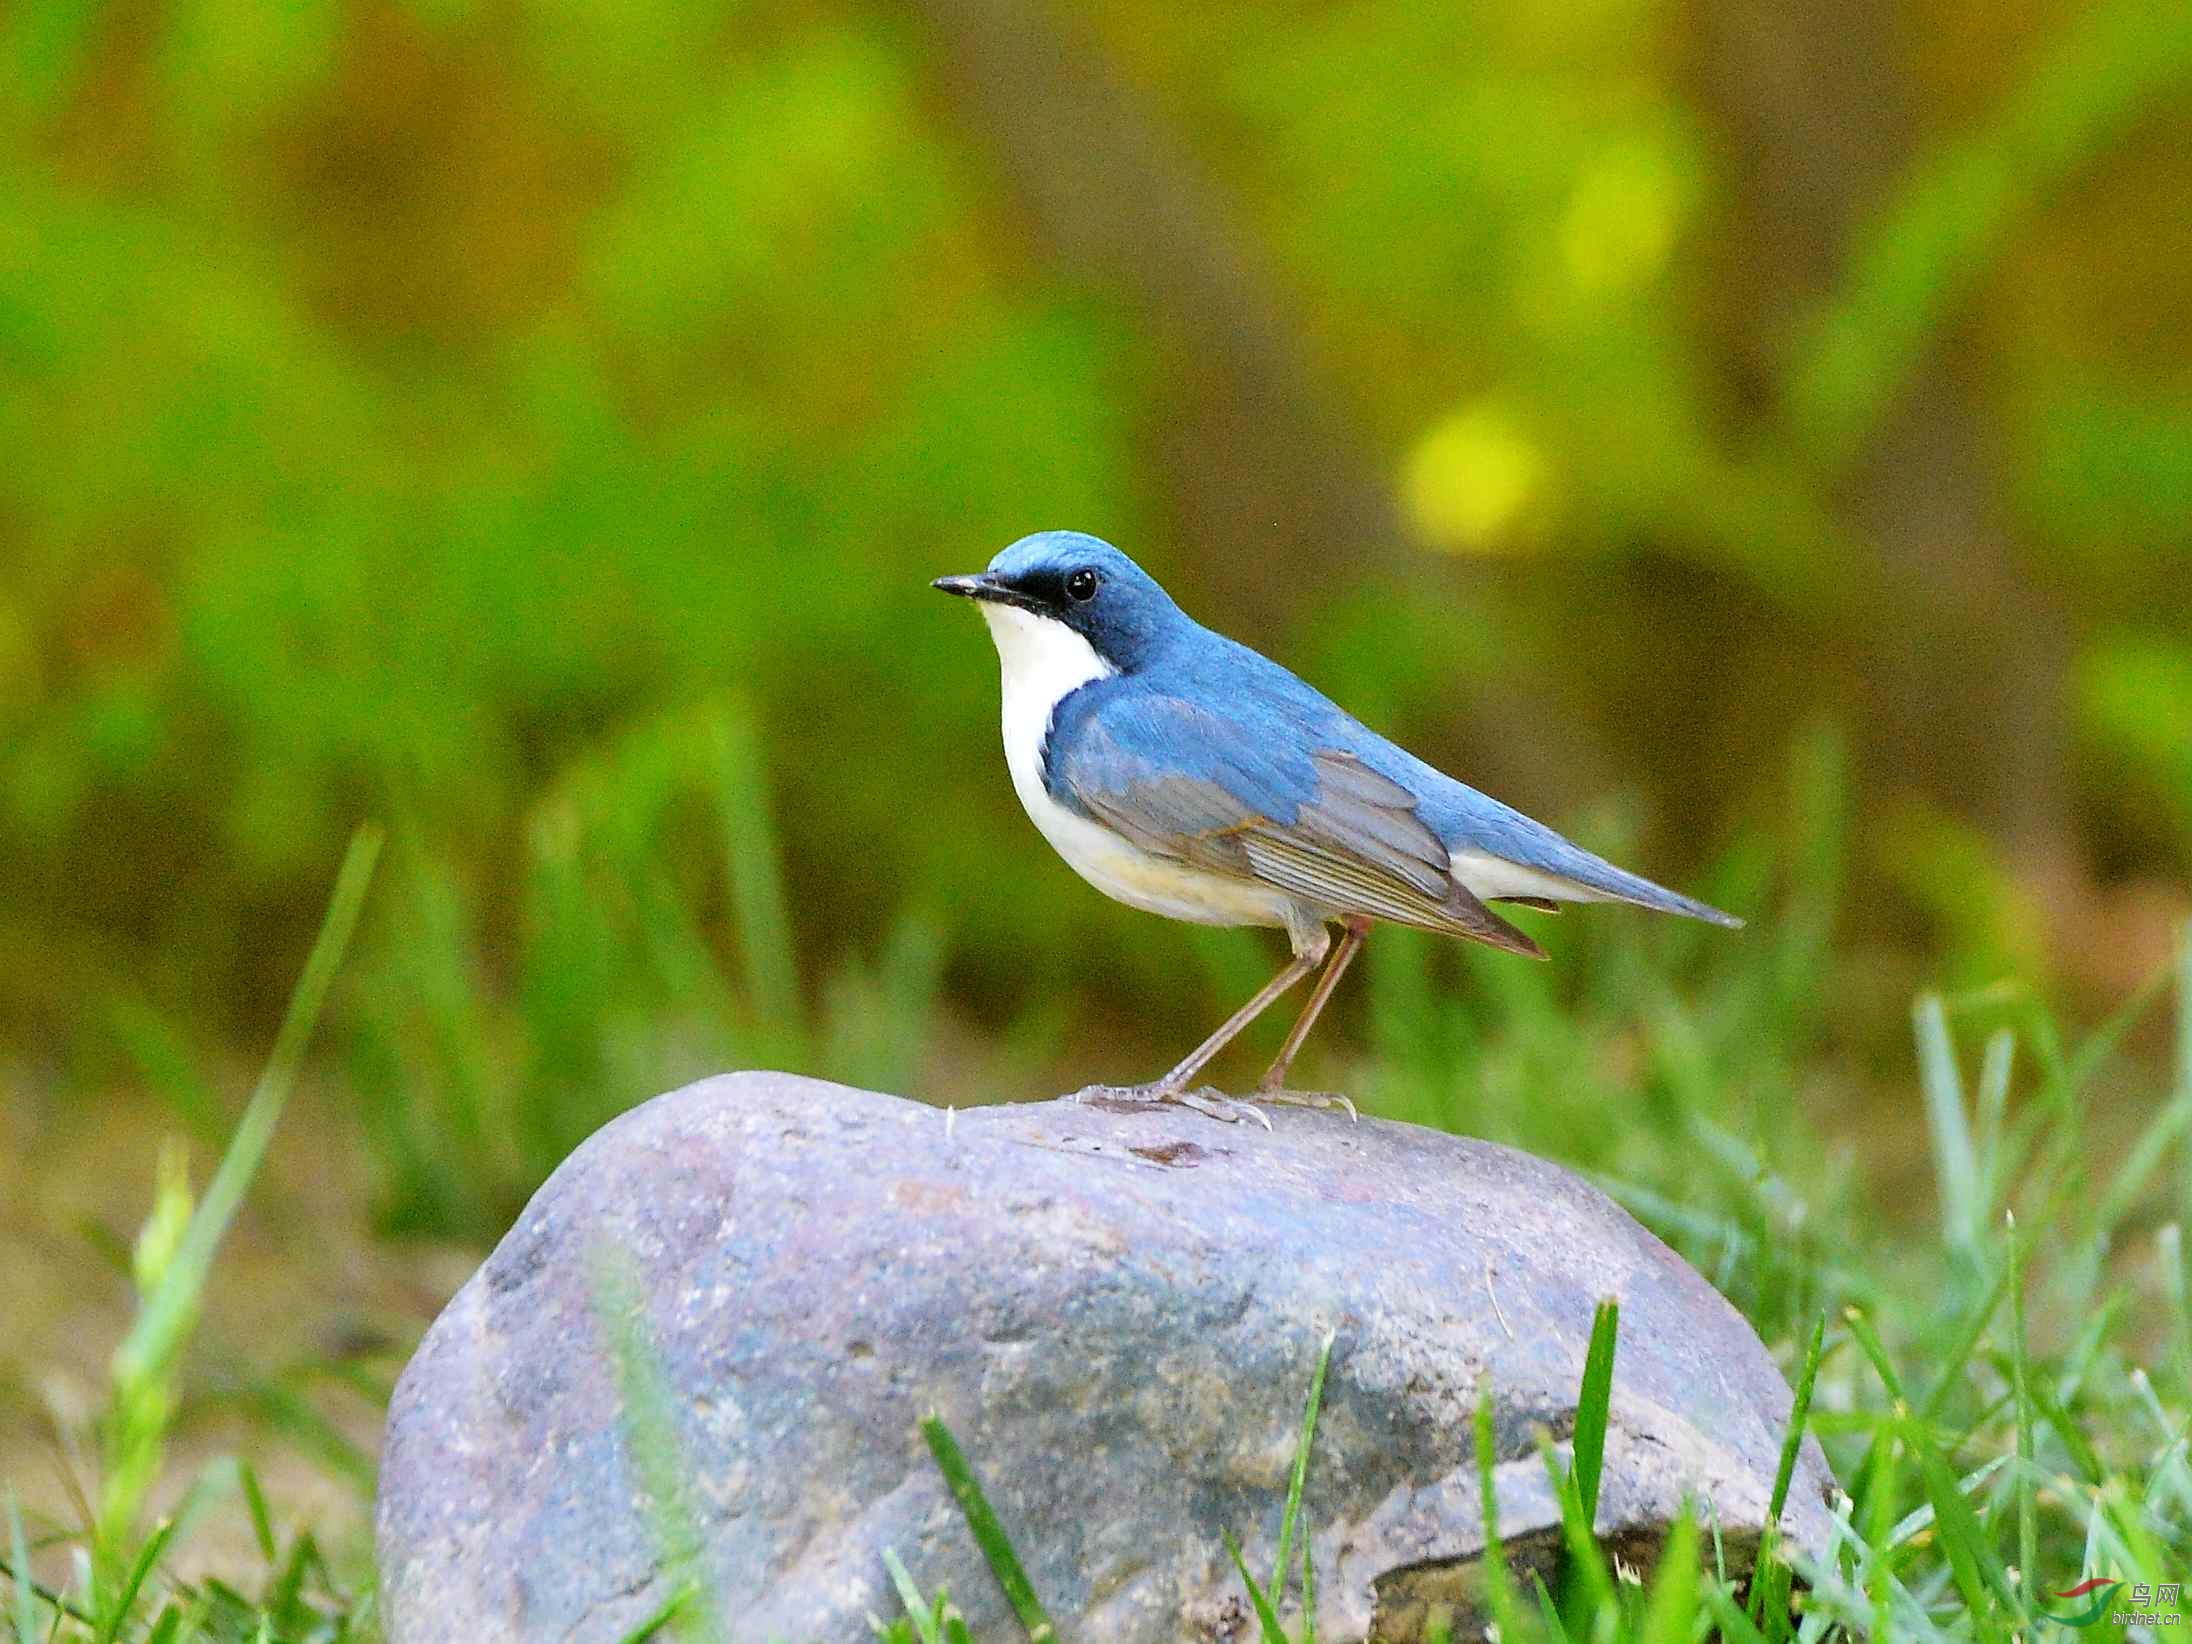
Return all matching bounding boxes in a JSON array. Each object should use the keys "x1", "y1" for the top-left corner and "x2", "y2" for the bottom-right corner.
[
  {"x1": 867, "y1": 1207, "x2": 2184, "y2": 1644},
  {"x1": 345, "y1": 696, "x2": 954, "y2": 1240},
  {"x1": 7, "y1": 828, "x2": 383, "y2": 1643},
  {"x1": 873, "y1": 1161, "x2": 2183, "y2": 1643},
  {"x1": 5, "y1": 777, "x2": 2190, "y2": 1641}
]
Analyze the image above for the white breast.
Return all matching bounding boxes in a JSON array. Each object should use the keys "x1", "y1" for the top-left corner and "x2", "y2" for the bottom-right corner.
[{"x1": 977, "y1": 602, "x2": 1299, "y2": 933}]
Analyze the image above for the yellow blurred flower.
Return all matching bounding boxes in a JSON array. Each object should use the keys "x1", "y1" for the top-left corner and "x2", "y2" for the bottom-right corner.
[{"x1": 1401, "y1": 402, "x2": 1549, "y2": 553}]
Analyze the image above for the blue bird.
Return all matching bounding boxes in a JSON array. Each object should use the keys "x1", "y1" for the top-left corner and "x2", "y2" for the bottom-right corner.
[{"x1": 935, "y1": 530, "x2": 1740, "y2": 1121}]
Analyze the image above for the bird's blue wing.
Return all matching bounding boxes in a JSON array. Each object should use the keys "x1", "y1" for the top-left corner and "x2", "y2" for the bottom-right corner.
[
  {"x1": 1151, "y1": 631, "x2": 1743, "y2": 930},
  {"x1": 1046, "y1": 682, "x2": 1546, "y2": 957}
]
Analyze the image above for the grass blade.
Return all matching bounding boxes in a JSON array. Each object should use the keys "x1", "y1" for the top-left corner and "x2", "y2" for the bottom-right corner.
[
  {"x1": 1767, "y1": 1313, "x2": 1827, "y2": 1533},
  {"x1": 613, "y1": 1583, "x2": 696, "y2": 1644},
  {"x1": 881, "y1": 1550, "x2": 940, "y2": 1644},
  {"x1": 2005, "y1": 1211, "x2": 2038, "y2": 1614},
  {"x1": 7, "y1": 1491, "x2": 35, "y2": 1644},
  {"x1": 1915, "y1": 995, "x2": 1982, "y2": 1254},
  {"x1": 589, "y1": 1245, "x2": 723, "y2": 1644},
  {"x1": 1222, "y1": 1530, "x2": 1290, "y2": 1644},
  {"x1": 1638, "y1": 1512, "x2": 1700, "y2": 1644},
  {"x1": 1572, "y1": 1299, "x2": 1618, "y2": 1525},
  {"x1": 1750, "y1": 1311, "x2": 1825, "y2": 1627},
  {"x1": 1705, "y1": 1582, "x2": 1773, "y2": 1644},
  {"x1": 1271, "y1": 1330, "x2": 1336, "y2": 1606},
  {"x1": 714, "y1": 696, "x2": 803, "y2": 1045},
  {"x1": 919, "y1": 1416, "x2": 1054, "y2": 1643},
  {"x1": 1530, "y1": 1573, "x2": 1575, "y2": 1644},
  {"x1": 1541, "y1": 1434, "x2": 1617, "y2": 1616},
  {"x1": 1299, "y1": 1506, "x2": 1317, "y2": 1644},
  {"x1": 237, "y1": 1464, "x2": 276, "y2": 1567},
  {"x1": 1917, "y1": 1438, "x2": 2017, "y2": 1628},
  {"x1": 1473, "y1": 1386, "x2": 1527, "y2": 1642},
  {"x1": 1862, "y1": 1416, "x2": 1903, "y2": 1636},
  {"x1": 1841, "y1": 1307, "x2": 1904, "y2": 1401},
  {"x1": 111, "y1": 826, "x2": 382, "y2": 1393},
  {"x1": 94, "y1": 1517, "x2": 176, "y2": 1644},
  {"x1": 101, "y1": 827, "x2": 381, "y2": 1576}
]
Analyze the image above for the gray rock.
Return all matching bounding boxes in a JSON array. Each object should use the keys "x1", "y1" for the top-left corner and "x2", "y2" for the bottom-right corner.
[{"x1": 377, "y1": 1073, "x2": 1836, "y2": 1643}]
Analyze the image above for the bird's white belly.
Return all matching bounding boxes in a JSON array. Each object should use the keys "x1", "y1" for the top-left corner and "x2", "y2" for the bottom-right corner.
[
  {"x1": 981, "y1": 601, "x2": 1297, "y2": 931},
  {"x1": 1013, "y1": 773, "x2": 1298, "y2": 928}
]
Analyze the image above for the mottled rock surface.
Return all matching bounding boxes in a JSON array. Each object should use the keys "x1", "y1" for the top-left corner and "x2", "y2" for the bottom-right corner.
[{"x1": 377, "y1": 1073, "x2": 1835, "y2": 1642}]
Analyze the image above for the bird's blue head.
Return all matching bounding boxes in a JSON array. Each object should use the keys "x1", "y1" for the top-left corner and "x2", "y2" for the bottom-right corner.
[{"x1": 933, "y1": 531, "x2": 1187, "y2": 672}]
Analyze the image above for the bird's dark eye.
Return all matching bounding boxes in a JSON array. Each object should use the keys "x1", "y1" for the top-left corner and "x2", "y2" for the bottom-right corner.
[{"x1": 1066, "y1": 568, "x2": 1099, "y2": 602}]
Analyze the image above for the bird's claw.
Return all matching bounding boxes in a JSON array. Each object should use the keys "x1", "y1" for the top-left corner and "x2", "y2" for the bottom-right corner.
[
  {"x1": 1180, "y1": 1087, "x2": 1273, "y2": 1130},
  {"x1": 1071, "y1": 1082, "x2": 1273, "y2": 1130},
  {"x1": 1073, "y1": 1081, "x2": 1357, "y2": 1126}
]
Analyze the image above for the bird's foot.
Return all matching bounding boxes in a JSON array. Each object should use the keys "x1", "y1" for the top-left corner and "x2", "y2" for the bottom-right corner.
[
  {"x1": 1071, "y1": 1082, "x2": 1274, "y2": 1131},
  {"x1": 1252, "y1": 1085, "x2": 1360, "y2": 1123}
]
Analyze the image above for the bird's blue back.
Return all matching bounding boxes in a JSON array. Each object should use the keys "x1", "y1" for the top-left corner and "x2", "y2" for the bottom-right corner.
[{"x1": 1045, "y1": 607, "x2": 1730, "y2": 923}]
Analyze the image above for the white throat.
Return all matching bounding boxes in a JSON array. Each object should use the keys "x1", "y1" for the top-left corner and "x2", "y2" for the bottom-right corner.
[
  {"x1": 979, "y1": 603, "x2": 1114, "y2": 809},
  {"x1": 974, "y1": 597, "x2": 1307, "y2": 936}
]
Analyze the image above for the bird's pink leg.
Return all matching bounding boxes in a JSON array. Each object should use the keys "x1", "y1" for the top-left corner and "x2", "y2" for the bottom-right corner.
[
  {"x1": 1074, "y1": 937, "x2": 1330, "y2": 1127},
  {"x1": 1151, "y1": 948, "x2": 1322, "y2": 1092},
  {"x1": 1253, "y1": 917, "x2": 1370, "y2": 1117}
]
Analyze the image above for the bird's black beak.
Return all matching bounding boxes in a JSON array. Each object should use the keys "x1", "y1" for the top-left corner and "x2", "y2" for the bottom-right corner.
[{"x1": 932, "y1": 573, "x2": 1007, "y2": 603}]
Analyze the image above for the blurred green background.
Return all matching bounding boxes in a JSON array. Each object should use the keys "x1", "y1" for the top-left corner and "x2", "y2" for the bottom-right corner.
[
  {"x1": 3, "y1": 0, "x2": 2192, "y2": 1613},
  {"x1": 2, "y1": 0, "x2": 2190, "y2": 1250}
]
